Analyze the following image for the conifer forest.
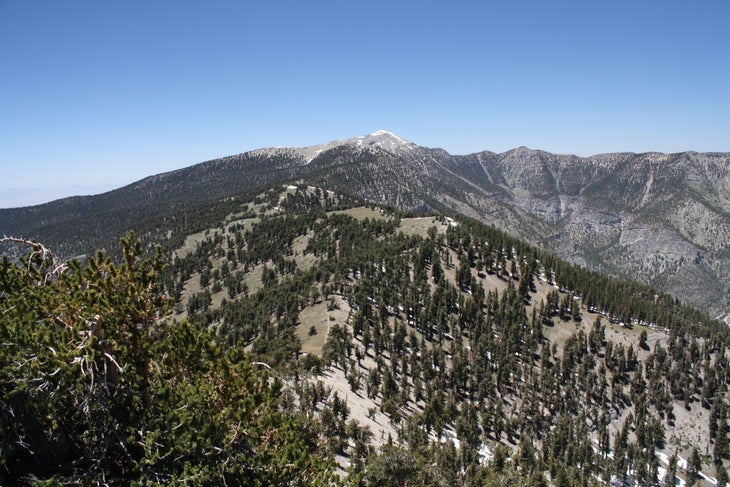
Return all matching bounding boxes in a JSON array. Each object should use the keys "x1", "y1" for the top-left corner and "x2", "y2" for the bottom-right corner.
[{"x1": 3, "y1": 184, "x2": 729, "y2": 486}]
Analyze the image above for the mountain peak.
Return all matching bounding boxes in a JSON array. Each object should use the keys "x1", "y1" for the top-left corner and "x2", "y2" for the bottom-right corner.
[
  {"x1": 368, "y1": 129, "x2": 403, "y2": 140},
  {"x1": 355, "y1": 130, "x2": 415, "y2": 152},
  {"x1": 280, "y1": 130, "x2": 416, "y2": 163}
]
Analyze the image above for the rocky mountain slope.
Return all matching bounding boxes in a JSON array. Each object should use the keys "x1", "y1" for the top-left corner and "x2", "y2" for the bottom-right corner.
[
  {"x1": 2, "y1": 131, "x2": 729, "y2": 316},
  {"x1": 451, "y1": 147, "x2": 730, "y2": 319},
  {"x1": 158, "y1": 185, "x2": 730, "y2": 485}
]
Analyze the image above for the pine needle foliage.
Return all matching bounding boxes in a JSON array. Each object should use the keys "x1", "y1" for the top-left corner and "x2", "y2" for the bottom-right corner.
[{"x1": 0, "y1": 234, "x2": 334, "y2": 485}]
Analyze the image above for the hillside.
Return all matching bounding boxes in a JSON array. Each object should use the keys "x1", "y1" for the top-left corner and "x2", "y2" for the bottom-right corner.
[
  {"x1": 3, "y1": 182, "x2": 730, "y2": 484},
  {"x1": 161, "y1": 184, "x2": 730, "y2": 485},
  {"x1": 2, "y1": 132, "x2": 729, "y2": 318}
]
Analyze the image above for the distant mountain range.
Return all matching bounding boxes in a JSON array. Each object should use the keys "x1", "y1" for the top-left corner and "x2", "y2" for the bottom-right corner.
[{"x1": 2, "y1": 131, "x2": 729, "y2": 316}]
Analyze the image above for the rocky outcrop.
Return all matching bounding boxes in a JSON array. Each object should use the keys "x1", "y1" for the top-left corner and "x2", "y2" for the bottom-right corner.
[{"x1": 437, "y1": 148, "x2": 730, "y2": 316}]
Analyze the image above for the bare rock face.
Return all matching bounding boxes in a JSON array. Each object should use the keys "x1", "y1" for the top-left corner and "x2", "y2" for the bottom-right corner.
[
  {"x1": 435, "y1": 148, "x2": 730, "y2": 316},
  {"x1": 2, "y1": 131, "x2": 729, "y2": 316}
]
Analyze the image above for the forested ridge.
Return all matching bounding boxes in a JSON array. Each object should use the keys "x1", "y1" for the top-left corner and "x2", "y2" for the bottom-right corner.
[
  {"x1": 5, "y1": 136, "x2": 730, "y2": 317},
  {"x1": 2, "y1": 184, "x2": 729, "y2": 485}
]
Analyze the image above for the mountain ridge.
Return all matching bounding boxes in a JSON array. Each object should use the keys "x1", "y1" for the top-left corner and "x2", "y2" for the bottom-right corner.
[
  {"x1": 2, "y1": 131, "x2": 729, "y2": 316},
  {"x1": 5, "y1": 183, "x2": 729, "y2": 485}
]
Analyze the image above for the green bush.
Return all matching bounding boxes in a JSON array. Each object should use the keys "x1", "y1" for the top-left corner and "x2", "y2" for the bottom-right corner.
[{"x1": 0, "y1": 235, "x2": 334, "y2": 485}]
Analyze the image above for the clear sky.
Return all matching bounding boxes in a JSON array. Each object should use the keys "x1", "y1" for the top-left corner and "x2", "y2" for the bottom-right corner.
[{"x1": 1, "y1": 1, "x2": 729, "y2": 208}]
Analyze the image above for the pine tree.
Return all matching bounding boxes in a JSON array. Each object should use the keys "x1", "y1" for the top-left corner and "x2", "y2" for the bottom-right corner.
[
  {"x1": 0, "y1": 235, "x2": 335, "y2": 485},
  {"x1": 664, "y1": 451, "x2": 678, "y2": 487},
  {"x1": 687, "y1": 447, "x2": 702, "y2": 486},
  {"x1": 717, "y1": 463, "x2": 729, "y2": 487},
  {"x1": 715, "y1": 405, "x2": 729, "y2": 463}
]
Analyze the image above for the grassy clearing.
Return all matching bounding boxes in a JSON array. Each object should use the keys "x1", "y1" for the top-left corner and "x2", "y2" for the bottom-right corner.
[
  {"x1": 297, "y1": 295, "x2": 350, "y2": 356},
  {"x1": 225, "y1": 216, "x2": 259, "y2": 233},
  {"x1": 242, "y1": 262, "x2": 267, "y2": 295},
  {"x1": 398, "y1": 216, "x2": 446, "y2": 238},
  {"x1": 291, "y1": 232, "x2": 317, "y2": 272},
  {"x1": 330, "y1": 206, "x2": 388, "y2": 221},
  {"x1": 175, "y1": 230, "x2": 210, "y2": 259}
]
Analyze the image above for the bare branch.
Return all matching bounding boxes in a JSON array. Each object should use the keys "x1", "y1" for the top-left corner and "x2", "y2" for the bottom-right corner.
[{"x1": 1, "y1": 236, "x2": 67, "y2": 283}]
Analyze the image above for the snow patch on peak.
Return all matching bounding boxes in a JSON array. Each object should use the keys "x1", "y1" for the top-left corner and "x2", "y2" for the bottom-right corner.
[
  {"x1": 362, "y1": 130, "x2": 415, "y2": 152},
  {"x1": 369, "y1": 130, "x2": 408, "y2": 144},
  {"x1": 370, "y1": 129, "x2": 400, "y2": 139},
  {"x1": 263, "y1": 130, "x2": 417, "y2": 164}
]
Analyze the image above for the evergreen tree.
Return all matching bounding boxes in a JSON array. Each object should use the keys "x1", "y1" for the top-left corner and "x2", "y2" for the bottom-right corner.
[
  {"x1": 687, "y1": 447, "x2": 702, "y2": 486},
  {"x1": 0, "y1": 235, "x2": 335, "y2": 485},
  {"x1": 664, "y1": 450, "x2": 678, "y2": 487},
  {"x1": 718, "y1": 463, "x2": 729, "y2": 487}
]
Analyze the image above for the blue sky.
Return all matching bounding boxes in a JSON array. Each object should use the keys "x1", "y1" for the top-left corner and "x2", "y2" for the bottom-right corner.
[{"x1": 1, "y1": 1, "x2": 729, "y2": 208}]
